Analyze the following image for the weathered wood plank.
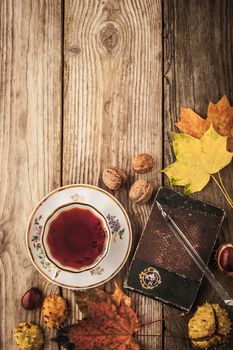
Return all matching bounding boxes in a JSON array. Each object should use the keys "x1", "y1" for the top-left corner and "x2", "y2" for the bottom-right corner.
[
  {"x1": 163, "y1": 0, "x2": 233, "y2": 349},
  {"x1": 0, "y1": 0, "x2": 62, "y2": 349},
  {"x1": 62, "y1": 0, "x2": 163, "y2": 348}
]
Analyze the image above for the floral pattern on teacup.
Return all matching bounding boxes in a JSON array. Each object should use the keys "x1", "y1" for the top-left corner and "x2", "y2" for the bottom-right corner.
[
  {"x1": 107, "y1": 214, "x2": 125, "y2": 241},
  {"x1": 90, "y1": 266, "x2": 104, "y2": 275},
  {"x1": 71, "y1": 193, "x2": 86, "y2": 202},
  {"x1": 31, "y1": 215, "x2": 53, "y2": 272}
]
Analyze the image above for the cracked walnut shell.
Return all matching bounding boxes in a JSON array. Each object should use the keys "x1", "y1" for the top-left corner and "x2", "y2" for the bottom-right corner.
[
  {"x1": 129, "y1": 179, "x2": 153, "y2": 204},
  {"x1": 132, "y1": 153, "x2": 154, "y2": 173},
  {"x1": 102, "y1": 168, "x2": 127, "y2": 190},
  {"x1": 42, "y1": 295, "x2": 68, "y2": 328}
]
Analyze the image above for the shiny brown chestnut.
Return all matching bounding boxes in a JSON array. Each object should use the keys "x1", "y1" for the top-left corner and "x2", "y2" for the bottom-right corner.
[
  {"x1": 216, "y1": 243, "x2": 233, "y2": 276},
  {"x1": 21, "y1": 287, "x2": 43, "y2": 310}
]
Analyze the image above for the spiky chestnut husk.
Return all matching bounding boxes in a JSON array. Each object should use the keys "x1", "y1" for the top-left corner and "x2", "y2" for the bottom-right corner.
[
  {"x1": 216, "y1": 243, "x2": 233, "y2": 276},
  {"x1": 42, "y1": 294, "x2": 68, "y2": 328},
  {"x1": 188, "y1": 303, "x2": 231, "y2": 349},
  {"x1": 14, "y1": 322, "x2": 44, "y2": 350}
]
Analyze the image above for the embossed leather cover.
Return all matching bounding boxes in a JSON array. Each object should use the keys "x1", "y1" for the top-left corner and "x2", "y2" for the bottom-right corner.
[{"x1": 124, "y1": 187, "x2": 225, "y2": 311}]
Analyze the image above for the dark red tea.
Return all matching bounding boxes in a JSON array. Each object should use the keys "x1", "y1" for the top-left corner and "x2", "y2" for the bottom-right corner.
[{"x1": 46, "y1": 207, "x2": 107, "y2": 270}]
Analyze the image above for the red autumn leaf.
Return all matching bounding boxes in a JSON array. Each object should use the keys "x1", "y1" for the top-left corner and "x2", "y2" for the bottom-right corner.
[
  {"x1": 53, "y1": 286, "x2": 140, "y2": 350},
  {"x1": 69, "y1": 300, "x2": 139, "y2": 350}
]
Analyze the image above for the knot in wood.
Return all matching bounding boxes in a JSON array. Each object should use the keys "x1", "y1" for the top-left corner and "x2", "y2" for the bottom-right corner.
[
  {"x1": 67, "y1": 46, "x2": 81, "y2": 54},
  {"x1": 100, "y1": 23, "x2": 119, "y2": 53}
]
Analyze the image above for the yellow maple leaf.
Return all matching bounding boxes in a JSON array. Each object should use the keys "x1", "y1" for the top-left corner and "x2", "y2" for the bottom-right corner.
[
  {"x1": 162, "y1": 125, "x2": 232, "y2": 194},
  {"x1": 175, "y1": 95, "x2": 233, "y2": 151}
]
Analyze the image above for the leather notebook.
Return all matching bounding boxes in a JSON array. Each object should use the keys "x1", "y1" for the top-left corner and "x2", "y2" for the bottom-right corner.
[{"x1": 124, "y1": 187, "x2": 225, "y2": 311}]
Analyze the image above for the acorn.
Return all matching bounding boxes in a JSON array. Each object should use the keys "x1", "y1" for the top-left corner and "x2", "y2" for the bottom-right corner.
[{"x1": 216, "y1": 243, "x2": 233, "y2": 276}]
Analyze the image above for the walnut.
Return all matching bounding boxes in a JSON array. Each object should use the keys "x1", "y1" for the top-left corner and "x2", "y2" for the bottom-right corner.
[
  {"x1": 102, "y1": 168, "x2": 127, "y2": 190},
  {"x1": 132, "y1": 153, "x2": 154, "y2": 173},
  {"x1": 129, "y1": 179, "x2": 153, "y2": 204}
]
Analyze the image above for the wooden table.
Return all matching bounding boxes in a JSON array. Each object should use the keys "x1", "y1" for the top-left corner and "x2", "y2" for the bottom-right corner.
[{"x1": 1, "y1": 0, "x2": 233, "y2": 349}]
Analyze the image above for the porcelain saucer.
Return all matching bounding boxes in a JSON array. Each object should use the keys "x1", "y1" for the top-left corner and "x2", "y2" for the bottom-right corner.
[{"x1": 26, "y1": 184, "x2": 132, "y2": 289}]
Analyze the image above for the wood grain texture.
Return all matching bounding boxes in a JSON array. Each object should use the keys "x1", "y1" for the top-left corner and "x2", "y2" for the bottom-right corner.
[
  {"x1": 62, "y1": 0, "x2": 163, "y2": 349},
  {"x1": 163, "y1": 0, "x2": 233, "y2": 349},
  {"x1": 1, "y1": 0, "x2": 233, "y2": 349},
  {"x1": 0, "y1": 0, "x2": 62, "y2": 349}
]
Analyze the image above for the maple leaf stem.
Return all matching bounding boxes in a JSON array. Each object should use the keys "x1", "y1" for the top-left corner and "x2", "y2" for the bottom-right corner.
[
  {"x1": 211, "y1": 174, "x2": 233, "y2": 208},
  {"x1": 136, "y1": 334, "x2": 189, "y2": 341},
  {"x1": 217, "y1": 172, "x2": 233, "y2": 206},
  {"x1": 139, "y1": 315, "x2": 183, "y2": 329}
]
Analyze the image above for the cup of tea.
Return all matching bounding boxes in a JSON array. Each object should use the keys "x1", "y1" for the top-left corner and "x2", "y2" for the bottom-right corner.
[{"x1": 41, "y1": 202, "x2": 111, "y2": 273}]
